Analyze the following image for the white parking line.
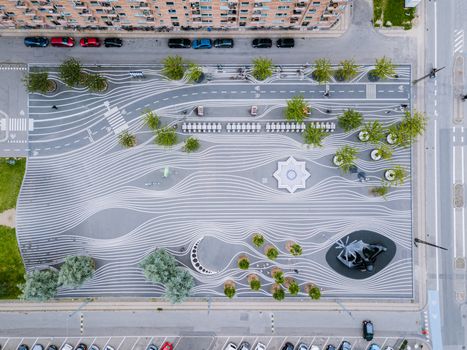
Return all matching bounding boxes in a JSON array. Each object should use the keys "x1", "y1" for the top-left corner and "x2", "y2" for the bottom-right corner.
[
  {"x1": 307, "y1": 337, "x2": 315, "y2": 350},
  {"x1": 220, "y1": 337, "x2": 230, "y2": 350},
  {"x1": 89, "y1": 337, "x2": 97, "y2": 349},
  {"x1": 265, "y1": 338, "x2": 273, "y2": 350},
  {"x1": 144, "y1": 337, "x2": 154, "y2": 350},
  {"x1": 322, "y1": 337, "x2": 329, "y2": 349},
  {"x1": 116, "y1": 337, "x2": 126, "y2": 350},
  {"x1": 278, "y1": 338, "x2": 287, "y2": 350},
  {"x1": 129, "y1": 338, "x2": 140, "y2": 350},
  {"x1": 102, "y1": 338, "x2": 111, "y2": 350}
]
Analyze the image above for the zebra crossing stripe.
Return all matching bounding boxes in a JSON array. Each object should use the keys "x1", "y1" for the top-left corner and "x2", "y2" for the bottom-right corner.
[
  {"x1": 105, "y1": 106, "x2": 128, "y2": 135},
  {"x1": 366, "y1": 84, "x2": 377, "y2": 99},
  {"x1": 0, "y1": 118, "x2": 33, "y2": 131}
]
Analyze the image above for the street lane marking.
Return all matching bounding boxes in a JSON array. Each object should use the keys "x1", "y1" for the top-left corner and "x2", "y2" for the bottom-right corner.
[{"x1": 434, "y1": 119, "x2": 440, "y2": 291}]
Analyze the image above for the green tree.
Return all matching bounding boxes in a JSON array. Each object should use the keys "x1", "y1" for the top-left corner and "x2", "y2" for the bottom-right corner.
[
  {"x1": 19, "y1": 269, "x2": 59, "y2": 301},
  {"x1": 361, "y1": 120, "x2": 384, "y2": 144},
  {"x1": 272, "y1": 287, "x2": 285, "y2": 301},
  {"x1": 118, "y1": 130, "x2": 136, "y2": 148},
  {"x1": 162, "y1": 55, "x2": 185, "y2": 80},
  {"x1": 371, "y1": 184, "x2": 390, "y2": 197},
  {"x1": 84, "y1": 74, "x2": 107, "y2": 92},
  {"x1": 58, "y1": 256, "x2": 95, "y2": 288},
  {"x1": 375, "y1": 144, "x2": 393, "y2": 160},
  {"x1": 266, "y1": 246, "x2": 279, "y2": 260},
  {"x1": 186, "y1": 63, "x2": 203, "y2": 83},
  {"x1": 164, "y1": 268, "x2": 194, "y2": 304},
  {"x1": 334, "y1": 145, "x2": 358, "y2": 173},
  {"x1": 23, "y1": 72, "x2": 53, "y2": 94},
  {"x1": 388, "y1": 165, "x2": 407, "y2": 186},
  {"x1": 144, "y1": 110, "x2": 160, "y2": 131},
  {"x1": 335, "y1": 59, "x2": 358, "y2": 81},
  {"x1": 289, "y1": 243, "x2": 302, "y2": 257},
  {"x1": 238, "y1": 257, "x2": 250, "y2": 270},
  {"x1": 308, "y1": 286, "x2": 321, "y2": 300},
  {"x1": 59, "y1": 58, "x2": 82, "y2": 87},
  {"x1": 312, "y1": 58, "x2": 332, "y2": 83},
  {"x1": 183, "y1": 137, "x2": 200, "y2": 153},
  {"x1": 250, "y1": 279, "x2": 261, "y2": 291},
  {"x1": 252, "y1": 57, "x2": 274, "y2": 81},
  {"x1": 303, "y1": 125, "x2": 327, "y2": 147},
  {"x1": 139, "y1": 249, "x2": 178, "y2": 284},
  {"x1": 272, "y1": 270, "x2": 285, "y2": 284},
  {"x1": 224, "y1": 284, "x2": 236, "y2": 299},
  {"x1": 284, "y1": 95, "x2": 309, "y2": 123},
  {"x1": 393, "y1": 111, "x2": 428, "y2": 147},
  {"x1": 370, "y1": 56, "x2": 396, "y2": 80},
  {"x1": 155, "y1": 127, "x2": 177, "y2": 147},
  {"x1": 252, "y1": 233, "x2": 265, "y2": 247},
  {"x1": 288, "y1": 280, "x2": 300, "y2": 296},
  {"x1": 338, "y1": 109, "x2": 363, "y2": 132}
]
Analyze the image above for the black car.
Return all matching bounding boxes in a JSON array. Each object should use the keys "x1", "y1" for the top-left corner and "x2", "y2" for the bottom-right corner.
[
  {"x1": 277, "y1": 38, "x2": 295, "y2": 48},
  {"x1": 104, "y1": 38, "x2": 123, "y2": 47},
  {"x1": 18, "y1": 345, "x2": 29, "y2": 350},
  {"x1": 47, "y1": 346, "x2": 58, "y2": 350},
  {"x1": 281, "y1": 343, "x2": 294, "y2": 350},
  {"x1": 326, "y1": 346, "x2": 336, "y2": 350},
  {"x1": 168, "y1": 38, "x2": 191, "y2": 48},
  {"x1": 338, "y1": 341, "x2": 351, "y2": 350},
  {"x1": 214, "y1": 38, "x2": 234, "y2": 48},
  {"x1": 363, "y1": 320, "x2": 374, "y2": 341},
  {"x1": 24, "y1": 36, "x2": 49, "y2": 47},
  {"x1": 238, "y1": 342, "x2": 250, "y2": 350},
  {"x1": 75, "y1": 344, "x2": 87, "y2": 350},
  {"x1": 252, "y1": 38, "x2": 272, "y2": 48}
]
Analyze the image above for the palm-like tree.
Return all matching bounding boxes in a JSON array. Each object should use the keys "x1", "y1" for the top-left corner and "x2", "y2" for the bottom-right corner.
[
  {"x1": 272, "y1": 284, "x2": 285, "y2": 301},
  {"x1": 272, "y1": 269, "x2": 285, "y2": 284},
  {"x1": 369, "y1": 56, "x2": 396, "y2": 80},
  {"x1": 308, "y1": 285, "x2": 321, "y2": 300},
  {"x1": 335, "y1": 59, "x2": 358, "y2": 81},
  {"x1": 285, "y1": 95, "x2": 309, "y2": 123},
  {"x1": 265, "y1": 246, "x2": 279, "y2": 260},
  {"x1": 390, "y1": 111, "x2": 427, "y2": 147},
  {"x1": 375, "y1": 144, "x2": 393, "y2": 160},
  {"x1": 334, "y1": 145, "x2": 358, "y2": 173},
  {"x1": 252, "y1": 233, "x2": 265, "y2": 247},
  {"x1": 289, "y1": 243, "x2": 302, "y2": 257},
  {"x1": 183, "y1": 136, "x2": 200, "y2": 153},
  {"x1": 162, "y1": 55, "x2": 186, "y2": 80},
  {"x1": 118, "y1": 131, "x2": 136, "y2": 148},
  {"x1": 338, "y1": 109, "x2": 363, "y2": 132},
  {"x1": 252, "y1": 57, "x2": 274, "y2": 81},
  {"x1": 385, "y1": 165, "x2": 407, "y2": 186},
  {"x1": 155, "y1": 127, "x2": 177, "y2": 147},
  {"x1": 144, "y1": 110, "x2": 160, "y2": 130},
  {"x1": 238, "y1": 256, "x2": 250, "y2": 270},
  {"x1": 312, "y1": 58, "x2": 332, "y2": 84},
  {"x1": 224, "y1": 281, "x2": 236, "y2": 299},
  {"x1": 288, "y1": 280, "x2": 300, "y2": 296},
  {"x1": 186, "y1": 63, "x2": 204, "y2": 83},
  {"x1": 303, "y1": 125, "x2": 327, "y2": 147},
  {"x1": 361, "y1": 120, "x2": 385, "y2": 144}
]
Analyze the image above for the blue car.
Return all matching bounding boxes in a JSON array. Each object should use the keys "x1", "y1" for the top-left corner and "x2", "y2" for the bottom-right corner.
[
  {"x1": 24, "y1": 36, "x2": 49, "y2": 47},
  {"x1": 192, "y1": 39, "x2": 212, "y2": 49}
]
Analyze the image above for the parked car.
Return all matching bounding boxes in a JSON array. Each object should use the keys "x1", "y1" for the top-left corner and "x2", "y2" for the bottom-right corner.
[
  {"x1": 252, "y1": 38, "x2": 272, "y2": 48},
  {"x1": 32, "y1": 345, "x2": 44, "y2": 350},
  {"x1": 18, "y1": 345, "x2": 29, "y2": 350},
  {"x1": 310, "y1": 347, "x2": 320, "y2": 350},
  {"x1": 61, "y1": 344, "x2": 73, "y2": 350},
  {"x1": 238, "y1": 342, "x2": 250, "y2": 350},
  {"x1": 89, "y1": 346, "x2": 99, "y2": 350},
  {"x1": 104, "y1": 38, "x2": 123, "y2": 47},
  {"x1": 75, "y1": 344, "x2": 87, "y2": 350},
  {"x1": 338, "y1": 341, "x2": 351, "y2": 350},
  {"x1": 160, "y1": 342, "x2": 173, "y2": 350},
  {"x1": 24, "y1": 36, "x2": 49, "y2": 47},
  {"x1": 276, "y1": 38, "x2": 295, "y2": 48},
  {"x1": 368, "y1": 345, "x2": 380, "y2": 350},
  {"x1": 224, "y1": 343, "x2": 237, "y2": 350},
  {"x1": 213, "y1": 38, "x2": 234, "y2": 48},
  {"x1": 47, "y1": 345, "x2": 58, "y2": 350},
  {"x1": 146, "y1": 345, "x2": 157, "y2": 350},
  {"x1": 80, "y1": 37, "x2": 100, "y2": 47},
  {"x1": 281, "y1": 343, "x2": 294, "y2": 350},
  {"x1": 363, "y1": 320, "x2": 374, "y2": 341},
  {"x1": 192, "y1": 38, "x2": 212, "y2": 49},
  {"x1": 296, "y1": 343, "x2": 308, "y2": 350},
  {"x1": 103, "y1": 346, "x2": 114, "y2": 350},
  {"x1": 168, "y1": 38, "x2": 191, "y2": 48},
  {"x1": 254, "y1": 343, "x2": 265, "y2": 350},
  {"x1": 50, "y1": 37, "x2": 74, "y2": 47},
  {"x1": 325, "y1": 346, "x2": 336, "y2": 350}
]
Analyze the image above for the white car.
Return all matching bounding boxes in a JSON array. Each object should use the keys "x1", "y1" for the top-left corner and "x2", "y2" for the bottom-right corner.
[
  {"x1": 254, "y1": 344, "x2": 265, "y2": 350},
  {"x1": 250, "y1": 105, "x2": 258, "y2": 116},
  {"x1": 225, "y1": 343, "x2": 237, "y2": 350},
  {"x1": 61, "y1": 345, "x2": 73, "y2": 350},
  {"x1": 310, "y1": 346, "x2": 320, "y2": 350}
]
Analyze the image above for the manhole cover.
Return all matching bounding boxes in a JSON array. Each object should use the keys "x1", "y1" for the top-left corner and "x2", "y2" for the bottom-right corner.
[
  {"x1": 454, "y1": 184, "x2": 464, "y2": 208},
  {"x1": 456, "y1": 257, "x2": 466, "y2": 269},
  {"x1": 456, "y1": 291, "x2": 465, "y2": 302}
]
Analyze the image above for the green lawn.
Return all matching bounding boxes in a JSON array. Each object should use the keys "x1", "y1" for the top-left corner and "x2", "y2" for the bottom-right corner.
[
  {"x1": 373, "y1": 0, "x2": 416, "y2": 30},
  {"x1": 0, "y1": 226, "x2": 25, "y2": 299},
  {"x1": 0, "y1": 158, "x2": 26, "y2": 212}
]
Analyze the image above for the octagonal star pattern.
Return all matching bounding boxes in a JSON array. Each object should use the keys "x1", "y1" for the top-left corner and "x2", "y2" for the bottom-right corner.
[{"x1": 273, "y1": 156, "x2": 310, "y2": 193}]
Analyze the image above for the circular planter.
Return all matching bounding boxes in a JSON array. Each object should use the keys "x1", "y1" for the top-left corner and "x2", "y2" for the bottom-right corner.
[
  {"x1": 358, "y1": 131, "x2": 370, "y2": 142},
  {"x1": 385, "y1": 169, "x2": 396, "y2": 181},
  {"x1": 387, "y1": 133, "x2": 397, "y2": 145},
  {"x1": 371, "y1": 149, "x2": 382, "y2": 161},
  {"x1": 333, "y1": 155, "x2": 343, "y2": 167},
  {"x1": 46, "y1": 80, "x2": 57, "y2": 93}
]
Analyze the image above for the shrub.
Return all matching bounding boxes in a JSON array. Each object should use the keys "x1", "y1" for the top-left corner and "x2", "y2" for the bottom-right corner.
[
  {"x1": 58, "y1": 256, "x2": 95, "y2": 288},
  {"x1": 144, "y1": 110, "x2": 160, "y2": 131},
  {"x1": 361, "y1": 121, "x2": 384, "y2": 144},
  {"x1": 224, "y1": 284, "x2": 236, "y2": 299},
  {"x1": 238, "y1": 257, "x2": 250, "y2": 270},
  {"x1": 155, "y1": 127, "x2": 177, "y2": 147},
  {"x1": 85, "y1": 74, "x2": 107, "y2": 92},
  {"x1": 164, "y1": 268, "x2": 194, "y2": 304},
  {"x1": 23, "y1": 72, "x2": 53, "y2": 94},
  {"x1": 371, "y1": 185, "x2": 389, "y2": 197},
  {"x1": 335, "y1": 59, "x2": 358, "y2": 81},
  {"x1": 272, "y1": 270, "x2": 285, "y2": 284},
  {"x1": 59, "y1": 58, "x2": 82, "y2": 87},
  {"x1": 250, "y1": 279, "x2": 261, "y2": 291},
  {"x1": 19, "y1": 269, "x2": 59, "y2": 301},
  {"x1": 252, "y1": 233, "x2": 265, "y2": 247},
  {"x1": 308, "y1": 286, "x2": 321, "y2": 300},
  {"x1": 266, "y1": 246, "x2": 279, "y2": 260},
  {"x1": 285, "y1": 95, "x2": 309, "y2": 123},
  {"x1": 252, "y1": 57, "x2": 274, "y2": 81},
  {"x1": 334, "y1": 145, "x2": 358, "y2": 173},
  {"x1": 288, "y1": 280, "x2": 300, "y2": 296},
  {"x1": 376, "y1": 144, "x2": 393, "y2": 160},
  {"x1": 186, "y1": 63, "x2": 203, "y2": 83},
  {"x1": 139, "y1": 249, "x2": 178, "y2": 285},
  {"x1": 312, "y1": 58, "x2": 332, "y2": 83},
  {"x1": 183, "y1": 137, "x2": 200, "y2": 153},
  {"x1": 290, "y1": 243, "x2": 302, "y2": 257},
  {"x1": 273, "y1": 287, "x2": 285, "y2": 301},
  {"x1": 389, "y1": 165, "x2": 407, "y2": 186},
  {"x1": 162, "y1": 55, "x2": 185, "y2": 80},
  {"x1": 118, "y1": 131, "x2": 136, "y2": 148},
  {"x1": 303, "y1": 125, "x2": 327, "y2": 147},
  {"x1": 338, "y1": 109, "x2": 363, "y2": 132}
]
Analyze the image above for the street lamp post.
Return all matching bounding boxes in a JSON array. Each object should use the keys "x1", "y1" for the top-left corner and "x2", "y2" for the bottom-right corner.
[
  {"x1": 412, "y1": 66, "x2": 446, "y2": 84},
  {"x1": 414, "y1": 238, "x2": 448, "y2": 250}
]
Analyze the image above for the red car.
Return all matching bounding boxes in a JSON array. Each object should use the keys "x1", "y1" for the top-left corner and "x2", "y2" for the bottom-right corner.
[
  {"x1": 50, "y1": 37, "x2": 74, "y2": 47},
  {"x1": 80, "y1": 37, "x2": 101, "y2": 47},
  {"x1": 160, "y1": 342, "x2": 173, "y2": 350}
]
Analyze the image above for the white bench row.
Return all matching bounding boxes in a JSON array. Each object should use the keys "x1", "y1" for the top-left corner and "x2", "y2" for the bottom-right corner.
[
  {"x1": 266, "y1": 122, "x2": 306, "y2": 133},
  {"x1": 227, "y1": 122, "x2": 262, "y2": 132},
  {"x1": 182, "y1": 122, "x2": 222, "y2": 133},
  {"x1": 310, "y1": 121, "x2": 336, "y2": 132}
]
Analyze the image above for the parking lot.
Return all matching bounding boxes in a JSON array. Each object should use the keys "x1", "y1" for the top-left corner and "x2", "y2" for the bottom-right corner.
[{"x1": 0, "y1": 336, "x2": 421, "y2": 350}]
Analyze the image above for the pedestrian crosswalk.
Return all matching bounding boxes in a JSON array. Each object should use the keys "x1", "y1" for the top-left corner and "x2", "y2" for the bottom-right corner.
[
  {"x1": 105, "y1": 107, "x2": 128, "y2": 135},
  {"x1": 0, "y1": 118, "x2": 34, "y2": 131},
  {"x1": 454, "y1": 29, "x2": 464, "y2": 54},
  {"x1": 366, "y1": 84, "x2": 376, "y2": 99}
]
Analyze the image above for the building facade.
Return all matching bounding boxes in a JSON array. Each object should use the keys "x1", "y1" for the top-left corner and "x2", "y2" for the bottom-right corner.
[{"x1": 0, "y1": 0, "x2": 348, "y2": 31}]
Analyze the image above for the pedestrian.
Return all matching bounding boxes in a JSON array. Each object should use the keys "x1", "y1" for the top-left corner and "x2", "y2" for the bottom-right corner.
[
  {"x1": 52, "y1": 105, "x2": 58, "y2": 110},
  {"x1": 293, "y1": 269, "x2": 299, "y2": 274},
  {"x1": 324, "y1": 91, "x2": 330, "y2": 97}
]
